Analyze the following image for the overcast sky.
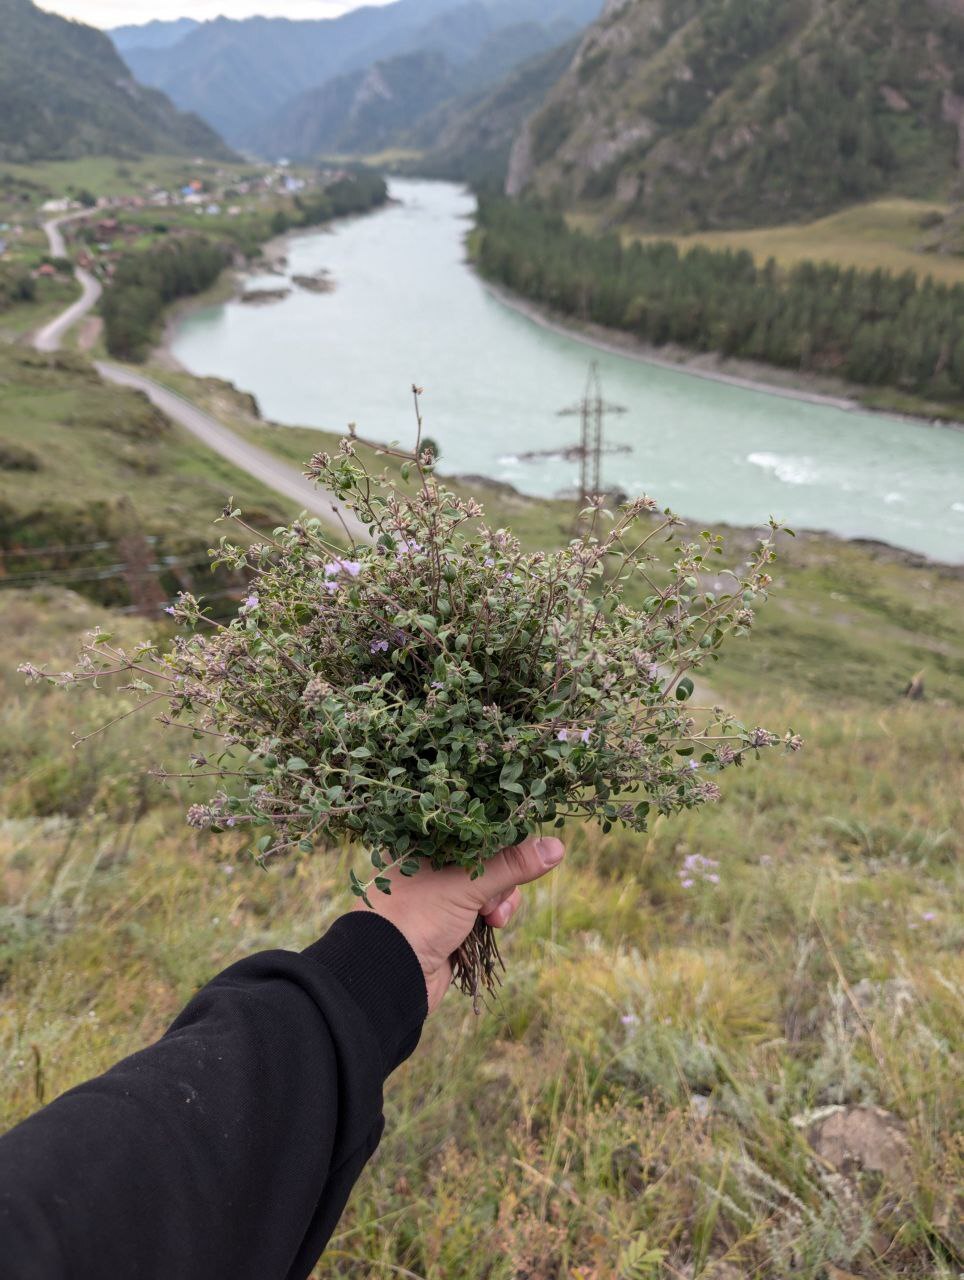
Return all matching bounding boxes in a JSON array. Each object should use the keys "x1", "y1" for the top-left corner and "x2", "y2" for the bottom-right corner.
[{"x1": 37, "y1": 0, "x2": 396, "y2": 26}]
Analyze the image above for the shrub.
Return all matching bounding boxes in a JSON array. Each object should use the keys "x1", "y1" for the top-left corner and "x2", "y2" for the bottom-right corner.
[
  {"x1": 26, "y1": 401, "x2": 797, "y2": 1000},
  {"x1": 0, "y1": 440, "x2": 41, "y2": 472}
]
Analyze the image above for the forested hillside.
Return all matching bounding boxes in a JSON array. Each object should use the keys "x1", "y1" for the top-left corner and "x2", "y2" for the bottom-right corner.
[
  {"x1": 508, "y1": 0, "x2": 964, "y2": 229},
  {"x1": 0, "y1": 0, "x2": 232, "y2": 163}
]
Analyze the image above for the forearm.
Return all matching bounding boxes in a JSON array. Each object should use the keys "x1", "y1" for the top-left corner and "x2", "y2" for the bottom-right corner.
[{"x1": 0, "y1": 913, "x2": 427, "y2": 1280}]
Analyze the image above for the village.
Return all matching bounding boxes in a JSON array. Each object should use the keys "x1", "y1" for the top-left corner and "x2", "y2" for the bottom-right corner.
[{"x1": 0, "y1": 160, "x2": 354, "y2": 294}]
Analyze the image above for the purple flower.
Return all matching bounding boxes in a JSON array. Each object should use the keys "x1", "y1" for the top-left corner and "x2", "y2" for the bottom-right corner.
[
  {"x1": 922, "y1": 911, "x2": 936, "y2": 922},
  {"x1": 431, "y1": 680, "x2": 444, "y2": 689},
  {"x1": 679, "y1": 852, "x2": 720, "y2": 888},
  {"x1": 483, "y1": 557, "x2": 496, "y2": 568},
  {"x1": 164, "y1": 605, "x2": 176, "y2": 615},
  {"x1": 324, "y1": 559, "x2": 362, "y2": 578},
  {"x1": 241, "y1": 594, "x2": 259, "y2": 611},
  {"x1": 620, "y1": 1013, "x2": 639, "y2": 1027},
  {"x1": 687, "y1": 759, "x2": 699, "y2": 771},
  {"x1": 579, "y1": 727, "x2": 592, "y2": 745},
  {"x1": 370, "y1": 638, "x2": 390, "y2": 654},
  {"x1": 556, "y1": 728, "x2": 569, "y2": 742},
  {"x1": 396, "y1": 539, "x2": 422, "y2": 555},
  {"x1": 322, "y1": 580, "x2": 340, "y2": 594}
]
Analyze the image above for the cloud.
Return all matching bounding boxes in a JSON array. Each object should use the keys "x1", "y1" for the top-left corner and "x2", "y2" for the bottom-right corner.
[{"x1": 36, "y1": 0, "x2": 396, "y2": 27}]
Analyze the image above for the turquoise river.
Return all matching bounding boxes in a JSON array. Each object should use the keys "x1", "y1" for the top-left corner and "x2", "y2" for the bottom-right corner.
[{"x1": 171, "y1": 179, "x2": 964, "y2": 563}]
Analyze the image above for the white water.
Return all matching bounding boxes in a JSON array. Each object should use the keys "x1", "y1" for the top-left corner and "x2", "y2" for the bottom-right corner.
[{"x1": 171, "y1": 179, "x2": 964, "y2": 563}]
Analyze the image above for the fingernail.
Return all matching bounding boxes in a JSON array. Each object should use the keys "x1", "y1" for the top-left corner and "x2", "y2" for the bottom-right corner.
[{"x1": 537, "y1": 837, "x2": 565, "y2": 867}]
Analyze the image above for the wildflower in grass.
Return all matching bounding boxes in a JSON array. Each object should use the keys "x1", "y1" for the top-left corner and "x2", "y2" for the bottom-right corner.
[
  {"x1": 370, "y1": 638, "x2": 390, "y2": 654},
  {"x1": 679, "y1": 852, "x2": 721, "y2": 888}
]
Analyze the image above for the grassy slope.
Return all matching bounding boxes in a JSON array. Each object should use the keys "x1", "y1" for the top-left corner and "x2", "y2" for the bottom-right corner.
[
  {"x1": 0, "y1": 349, "x2": 294, "y2": 539},
  {"x1": 0, "y1": 349, "x2": 297, "y2": 611},
  {"x1": 1, "y1": 579, "x2": 960, "y2": 1278},
  {"x1": 583, "y1": 200, "x2": 964, "y2": 291}
]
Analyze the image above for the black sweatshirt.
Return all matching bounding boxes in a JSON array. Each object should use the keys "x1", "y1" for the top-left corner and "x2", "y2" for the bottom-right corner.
[{"x1": 0, "y1": 913, "x2": 428, "y2": 1280}]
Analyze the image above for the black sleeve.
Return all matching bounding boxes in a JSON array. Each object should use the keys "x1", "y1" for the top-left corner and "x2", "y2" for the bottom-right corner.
[{"x1": 0, "y1": 912, "x2": 427, "y2": 1280}]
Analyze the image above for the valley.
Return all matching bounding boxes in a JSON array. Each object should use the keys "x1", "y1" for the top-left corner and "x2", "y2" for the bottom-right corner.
[{"x1": 0, "y1": 3, "x2": 962, "y2": 1276}]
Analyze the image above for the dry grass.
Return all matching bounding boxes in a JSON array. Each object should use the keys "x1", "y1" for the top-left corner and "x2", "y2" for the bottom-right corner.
[
  {"x1": 1, "y1": 586, "x2": 961, "y2": 1278},
  {"x1": 567, "y1": 200, "x2": 964, "y2": 289}
]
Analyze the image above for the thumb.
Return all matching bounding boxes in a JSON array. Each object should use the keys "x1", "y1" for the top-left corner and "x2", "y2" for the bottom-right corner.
[{"x1": 468, "y1": 835, "x2": 565, "y2": 906}]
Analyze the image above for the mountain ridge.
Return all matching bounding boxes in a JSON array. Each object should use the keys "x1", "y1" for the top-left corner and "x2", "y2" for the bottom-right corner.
[
  {"x1": 251, "y1": 19, "x2": 582, "y2": 161},
  {"x1": 112, "y1": 0, "x2": 602, "y2": 152},
  {"x1": 507, "y1": 0, "x2": 964, "y2": 230},
  {"x1": 0, "y1": 0, "x2": 232, "y2": 163}
]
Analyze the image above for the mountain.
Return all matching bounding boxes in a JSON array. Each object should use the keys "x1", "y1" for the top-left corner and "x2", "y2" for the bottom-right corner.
[
  {"x1": 114, "y1": 0, "x2": 478, "y2": 148},
  {"x1": 110, "y1": 17, "x2": 199, "y2": 54},
  {"x1": 252, "y1": 20, "x2": 581, "y2": 161},
  {"x1": 253, "y1": 50, "x2": 460, "y2": 161},
  {"x1": 507, "y1": 0, "x2": 964, "y2": 230},
  {"x1": 413, "y1": 39, "x2": 582, "y2": 185},
  {"x1": 0, "y1": 0, "x2": 232, "y2": 163},
  {"x1": 113, "y1": 0, "x2": 602, "y2": 152}
]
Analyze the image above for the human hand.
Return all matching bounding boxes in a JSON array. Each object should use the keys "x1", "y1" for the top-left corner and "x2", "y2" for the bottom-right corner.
[{"x1": 353, "y1": 836, "x2": 565, "y2": 1013}]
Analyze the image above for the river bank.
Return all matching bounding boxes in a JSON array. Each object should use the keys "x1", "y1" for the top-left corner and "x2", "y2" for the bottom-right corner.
[
  {"x1": 154, "y1": 199, "x2": 402, "y2": 373},
  {"x1": 478, "y1": 278, "x2": 964, "y2": 432}
]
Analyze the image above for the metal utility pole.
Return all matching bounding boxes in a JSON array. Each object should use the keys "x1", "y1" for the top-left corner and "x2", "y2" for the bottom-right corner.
[{"x1": 556, "y1": 362, "x2": 627, "y2": 507}]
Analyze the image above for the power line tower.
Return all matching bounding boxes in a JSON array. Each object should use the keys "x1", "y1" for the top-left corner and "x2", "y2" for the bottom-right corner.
[{"x1": 557, "y1": 362, "x2": 627, "y2": 507}]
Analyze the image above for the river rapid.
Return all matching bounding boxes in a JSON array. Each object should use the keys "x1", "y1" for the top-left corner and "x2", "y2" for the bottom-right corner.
[{"x1": 170, "y1": 179, "x2": 964, "y2": 563}]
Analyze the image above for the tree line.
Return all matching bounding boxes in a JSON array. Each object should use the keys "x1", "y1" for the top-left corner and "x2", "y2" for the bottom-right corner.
[
  {"x1": 475, "y1": 197, "x2": 964, "y2": 404},
  {"x1": 0, "y1": 263, "x2": 36, "y2": 313},
  {"x1": 101, "y1": 236, "x2": 231, "y2": 361}
]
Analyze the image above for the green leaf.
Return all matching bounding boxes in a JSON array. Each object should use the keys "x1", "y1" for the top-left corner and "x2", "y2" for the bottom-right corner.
[
  {"x1": 676, "y1": 677, "x2": 694, "y2": 701},
  {"x1": 286, "y1": 756, "x2": 309, "y2": 772},
  {"x1": 349, "y1": 747, "x2": 371, "y2": 759},
  {"x1": 499, "y1": 759, "x2": 524, "y2": 787}
]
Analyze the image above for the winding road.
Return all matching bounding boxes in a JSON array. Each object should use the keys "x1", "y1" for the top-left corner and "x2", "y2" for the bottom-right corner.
[{"x1": 34, "y1": 212, "x2": 365, "y2": 540}]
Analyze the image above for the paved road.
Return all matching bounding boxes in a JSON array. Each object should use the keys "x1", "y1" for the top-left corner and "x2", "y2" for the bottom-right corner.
[
  {"x1": 96, "y1": 362, "x2": 369, "y2": 539},
  {"x1": 35, "y1": 211, "x2": 365, "y2": 540},
  {"x1": 34, "y1": 212, "x2": 103, "y2": 353}
]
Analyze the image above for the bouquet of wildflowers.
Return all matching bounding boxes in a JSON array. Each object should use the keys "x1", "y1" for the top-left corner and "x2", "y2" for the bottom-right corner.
[{"x1": 26, "y1": 394, "x2": 799, "y2": 1001}]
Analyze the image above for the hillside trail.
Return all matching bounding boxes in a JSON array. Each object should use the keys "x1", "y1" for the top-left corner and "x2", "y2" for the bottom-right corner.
[{"x1": 32, "y1": 214, "x2": 367, "y2": 541}]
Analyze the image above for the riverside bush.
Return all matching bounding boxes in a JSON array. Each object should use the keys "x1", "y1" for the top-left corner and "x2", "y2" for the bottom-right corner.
[{"x1": 26, "y1": 398, "x2": 799, "y2": 999}]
